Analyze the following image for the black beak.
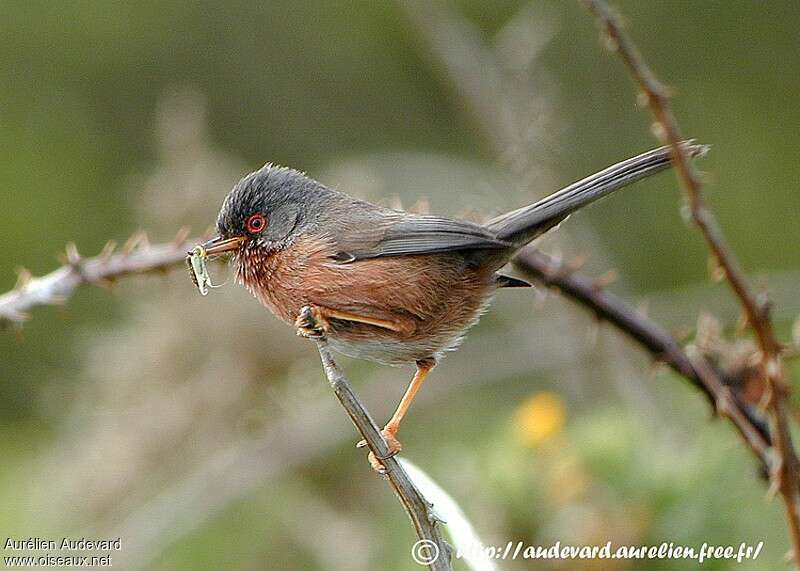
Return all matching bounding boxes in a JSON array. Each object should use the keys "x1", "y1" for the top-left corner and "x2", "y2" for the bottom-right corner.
[{"x1": 197, "y1": 235, "x2": 246, "y2": 257}]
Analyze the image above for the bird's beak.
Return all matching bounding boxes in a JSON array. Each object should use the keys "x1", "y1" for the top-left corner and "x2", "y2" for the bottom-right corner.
[{"x1": 199, "y1": 235, "x2": 246, "y2": 257}]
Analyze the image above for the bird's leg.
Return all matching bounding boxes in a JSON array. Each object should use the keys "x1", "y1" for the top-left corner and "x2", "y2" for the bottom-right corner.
[
  {"x1": 358, "y1": 358, "x2": 436, "y2": 472},
  {"x1": 295, "y1": 304, "x2": 412, "y2": 338}
]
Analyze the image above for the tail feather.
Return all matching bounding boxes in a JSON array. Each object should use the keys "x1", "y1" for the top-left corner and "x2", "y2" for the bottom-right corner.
[{"x1": 487, "y1": 141, "x2": 708, "y2": 245}]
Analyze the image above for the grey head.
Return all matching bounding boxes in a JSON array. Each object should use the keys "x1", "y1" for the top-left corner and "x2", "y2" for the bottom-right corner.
[{"x1": 215, "y1": 163, "x2": 341, "y2": 251}]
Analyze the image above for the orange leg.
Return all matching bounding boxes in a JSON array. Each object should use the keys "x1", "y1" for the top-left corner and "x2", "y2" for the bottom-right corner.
[
  {"x1": 385, "y1": 358, "x2": 435, "y2": 436},
  {"x1": 359, "y1": 358, "x2": 436, "y2": 472}
]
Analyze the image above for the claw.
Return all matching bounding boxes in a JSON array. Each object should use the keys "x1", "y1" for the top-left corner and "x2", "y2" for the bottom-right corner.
[
  {"x1": 357, "y1": 427, "x2": 402, "y2": 474},
  {"x1": 294, "y1": 305, "x2": 327, "y2": 338}
]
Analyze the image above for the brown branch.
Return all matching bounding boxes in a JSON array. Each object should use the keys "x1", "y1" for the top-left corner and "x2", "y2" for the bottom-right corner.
[
  {"x1": 313, "y1": 339, "x2": 452, "y2": 570},
  {"x1": 514, "y1": 248, "x2": 772, "y2": 469},
  {"x1": 582, "y1": 0, "x2": 800, "y2": 561}
]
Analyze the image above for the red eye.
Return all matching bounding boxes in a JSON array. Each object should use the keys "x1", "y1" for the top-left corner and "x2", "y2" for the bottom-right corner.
[{"x1": 245, "y1": 213, "x2": 267, "y2": 233}]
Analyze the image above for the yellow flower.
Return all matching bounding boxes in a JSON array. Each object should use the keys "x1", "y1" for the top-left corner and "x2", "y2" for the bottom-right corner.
[{"x1": 514, "y1": 392, "x2": 566, "y2": 447}]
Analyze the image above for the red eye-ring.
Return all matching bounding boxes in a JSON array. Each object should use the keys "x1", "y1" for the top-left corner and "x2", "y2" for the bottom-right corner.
[{"x1": 245, "y1": 213, "x2": 267, "y2": 234}]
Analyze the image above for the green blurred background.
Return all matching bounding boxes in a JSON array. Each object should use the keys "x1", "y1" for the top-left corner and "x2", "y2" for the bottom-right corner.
[{"x1": 1, "y1": 1, "x2": 798, "y2": 569}]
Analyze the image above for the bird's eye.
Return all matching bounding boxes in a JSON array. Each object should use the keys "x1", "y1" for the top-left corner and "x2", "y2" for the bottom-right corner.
[{"x1": 245, "y1": 213, "x2": 267, "y2": 233}]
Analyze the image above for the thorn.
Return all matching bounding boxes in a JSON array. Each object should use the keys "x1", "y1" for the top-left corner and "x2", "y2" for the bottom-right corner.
[
  {"x1": 549, "y1": 248, "x2": 563, "y2": 270},
  {"x1": 100, "y1": 240, "x2": 117, "y2": 259},
  {"x1": 554, "y1": 254, "x2": 585, "y2": 278},
  {"x1": 756, "y1": 382, "x2": 774, "y2": 415},
  {"x1": 409, "y1": 197, "x2": 431, "y2": 215},
  {"x1": 427, "y1": 506, "x2": 447, "y2": 525},
  {"x1": 14, "y1": 267, "x2": 33, "y2": 291},
  {"x1": 766, "y1": 457, "x2": 783, "y2": 500},
  {"x1": 603, "y1": 34, "x2": 619, "y2": 53},
  {"x1": 591, "y1": 269, "x2": 618, "y2": 290},
  {"x1": 650, "y1": 121, "x2": 667, "y2": 143},
  {"x1": 765, "y1": 358, "x2": 782, "y2": 381},
  {"x1": 565, "y1": 254, "x2": 588, "y2": 274},
  {"x1": 784, "y1": 550, "x2": 794, "y2": 565},
  {"x1": 707, "y1": 256, "x2": 726, "y2": 283},
  {"x1": 388, "y1": 195, "x2": 403, "y2": 211},
  {"x1": 64, "y1": 242, "x2": 81, "y2": 266},
  {"x1": 735, "y1": 312, "x2": 749, "y2": 334},
  {"x1": 123, "y1": 230, "x2": 147, "y2": 254},
  {"x1": 174, "y1": 226, "x2": 191, "y2": 246},
  {"x1": 636, "y1": 299, "x2": 649, "y2": 319}
]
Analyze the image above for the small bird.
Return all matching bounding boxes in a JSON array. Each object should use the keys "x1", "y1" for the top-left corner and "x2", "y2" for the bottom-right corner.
[{"x1": 197, "y1": 142, "x2": 706, "y2": 470}]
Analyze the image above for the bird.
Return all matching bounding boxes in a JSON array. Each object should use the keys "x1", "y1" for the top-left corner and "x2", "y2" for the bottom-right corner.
[{"x1": 196, "y1": 142, "x2": 706, "y2": 471}]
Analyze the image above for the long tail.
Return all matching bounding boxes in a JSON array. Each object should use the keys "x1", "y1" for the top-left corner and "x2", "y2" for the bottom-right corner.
[{"x1": 487, "y1": 141, "x2": 708, "y2": 245}]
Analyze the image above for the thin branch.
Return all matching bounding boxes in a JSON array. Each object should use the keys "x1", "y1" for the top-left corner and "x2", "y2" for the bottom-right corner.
[
  {"x1": 313, "y1": 338, "x2": 452, "y2": 571},
  {"x1": 514, "y1": 248, "x2": 772, "y2": 469},
  {"x1": 0, "y1": 230, "x2": 195, "y2": 325},
  {"x1": 582, "y1": 0, "x2": 800, "y2": 560}
]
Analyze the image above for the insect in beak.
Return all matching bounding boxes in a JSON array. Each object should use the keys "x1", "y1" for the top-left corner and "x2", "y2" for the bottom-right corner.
[{"x1": 186, "y1": 236, "x2": 245, "y2": 295}]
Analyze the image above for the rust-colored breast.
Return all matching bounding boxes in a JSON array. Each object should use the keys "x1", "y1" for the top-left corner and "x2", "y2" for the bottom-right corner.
[
  {"x1": 236, "y1": 234, "x2": 497, "y2": 364},
  {"x1": 235, "y1": 235, "x2": 334, "y2": 323}
]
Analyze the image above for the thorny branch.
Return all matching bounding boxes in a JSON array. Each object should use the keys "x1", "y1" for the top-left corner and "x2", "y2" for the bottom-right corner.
[
  {"x1": 582, "y1": 0, "x2": 800, "y2": 561},
  {"x1": 513, "y1": 249, "x2": 772, "y2": 471},
  {"x1": 0, "y1": 229, "x2": 195, "y2": 325}
]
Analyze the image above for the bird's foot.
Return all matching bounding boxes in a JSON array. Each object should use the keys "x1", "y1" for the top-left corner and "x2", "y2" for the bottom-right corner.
[
  {"x1": 295, "y1": 305, "x2": 329, "y2": 339},
  {"x1": 356, "y1": 426, "x2": 402, "y2": 474}
]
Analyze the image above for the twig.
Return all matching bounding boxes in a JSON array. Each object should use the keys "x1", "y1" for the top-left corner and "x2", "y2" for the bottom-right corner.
[
  {"x1": 514, "y1": 249, "x2": 772, "y2": 469},
  {"x1": 0, "y1": 231, "x2": 195, "y2": 326},
  {"x1": 313, "y1": 338, "x2": 452, "y2": 570},
  {"x1": 582, "y1": 0, "x2": 800, "y2": 561}
]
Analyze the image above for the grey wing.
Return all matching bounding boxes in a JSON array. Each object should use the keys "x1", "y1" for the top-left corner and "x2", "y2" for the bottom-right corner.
[{"x1": 332, "y1": 213, "x2": 512, "y2": 261}]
